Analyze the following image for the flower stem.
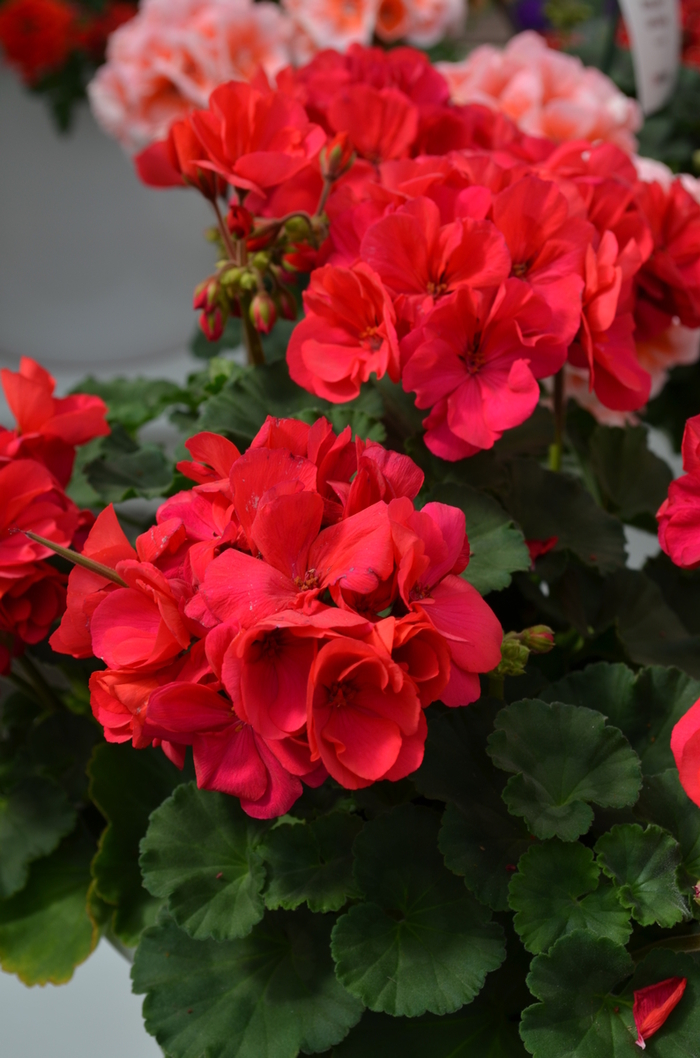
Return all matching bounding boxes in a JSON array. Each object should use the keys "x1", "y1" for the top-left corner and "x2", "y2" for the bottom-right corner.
[
  {"x1": 240, "y1": 297, "x2": 265, "y2": 366},
  {"x1": 631, "y1": 932, "x2": 700, "y2": 962},
  {"x1": 548, "y1": 369, "x2": 566, "y2": 472},
  {"x1": 489, "y1": 673, "x2": 505, "y2": 700},
  {"x1": 212, "y1": 199, "x2": 237, "y2": 261}
]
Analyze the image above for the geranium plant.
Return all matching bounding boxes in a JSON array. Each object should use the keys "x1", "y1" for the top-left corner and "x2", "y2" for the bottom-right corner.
[{"x1": 2, "y1": 41, "x2": 700, "y2": 1058}]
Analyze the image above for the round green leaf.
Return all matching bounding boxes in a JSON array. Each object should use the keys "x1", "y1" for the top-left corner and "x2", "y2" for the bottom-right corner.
[
  {"x1": 428, "y1": 483, "x2": 530, "y2": 595},
  {"x1": 595, "y1": 824, "x2": 688, "y2": 927},
  {"x1": 508, "y1": 842, "x2": 632, "y2": 954},
  {"x1": 635, "y1": 768, "x2": 700, "y2": 887},
  {"x1": 89, "y1": 743, "x2": 186, "y2": 945},
  {"x1": 542, "y1": 663, "x2": 700, "y2": 776},
  {"x1": 520, "y1": 932, "x2": 636, "y2": 1058},
  {"x1": 487, "y1": 700, "x2": 642, "y2": 841},
  {"x1": 0, "y1": 776, "x2": 76, "y2": 899},
  {"x1": 263, "y1": 811, "x2": 362, "y2": 913},
  {"x1": 0, "y1": 826, "x2": 97, "y2": 985},
  {"x1": 132, "y1": 910, "x2": 364, "y2": 1058},
  {"x1": 415, "y1": 706, "x2": 533, "y2": 911},
  {"x1": 140, "y1": 782, "x2": 268, "y2": 941},
  {"x1": 331, "y1": 804, "x2": 505, "y2": 1017}
]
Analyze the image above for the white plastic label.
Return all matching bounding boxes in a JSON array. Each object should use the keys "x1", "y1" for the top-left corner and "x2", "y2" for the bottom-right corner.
[{"x1": 617, "y1": 0, "x2": 681, "y2": 115}]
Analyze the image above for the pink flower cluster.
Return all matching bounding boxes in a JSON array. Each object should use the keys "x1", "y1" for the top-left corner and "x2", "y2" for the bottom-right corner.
[
  {"x1": 437, "y1": 31, "x2": 641, "y2": 153},
  {"x1": 51, "y1": 417, "x2": 503, "y2": 818},
  {"x1": 88, "y1": 0, "x2": 466, "y2": 150}
]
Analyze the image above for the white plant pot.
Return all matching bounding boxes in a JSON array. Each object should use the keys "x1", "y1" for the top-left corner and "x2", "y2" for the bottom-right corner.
[{"x1": 0, "y1": 64, "x2": 215, "y2": 399}]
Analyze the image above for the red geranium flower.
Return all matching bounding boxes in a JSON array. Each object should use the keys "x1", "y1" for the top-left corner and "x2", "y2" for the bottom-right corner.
[
  {"x1": 0, "y1": 0, "x2": 75, "y2": 84},
  {"x1": 633, "y1": 976, "x2": 687, "y2": 1049}
]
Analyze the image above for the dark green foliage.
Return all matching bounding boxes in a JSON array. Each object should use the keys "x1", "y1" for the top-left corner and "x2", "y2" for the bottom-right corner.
[
  {"x1": 88, "y1": 744, "x2": 186, "y2": 945},
  {"x1": 132, "y1": 910, "x2": 364, "y2": 1058},
  {"x1": 595, "y1": 824, "x2": 688, "y2": 927},
  {"x1": 140, "y1": 783, "x2": 269, "y2": 941},
  {"x1": 263, "y1": 811, "x2": 363, "y2": 913},
  {"x1": 331, "y1": 805, "x2": 506, "y2": 1016},
  {"x1": 487, "y1": 700, "x2": 642, "y2": 841}
]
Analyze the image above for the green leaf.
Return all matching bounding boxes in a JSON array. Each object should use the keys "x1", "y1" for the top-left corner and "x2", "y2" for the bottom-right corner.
[
  {"x1": 197, "y1": 361, "x2": 384, "y2": 449},
  {"x1": 519, "y1": 933, "x2": 636, "y2": 1058},
  {"x1": 603, "y1": 570, "x2": 700, "y2": 679},
  {"x1": 589, "y1": 425, "x2": 673, "y2": 531},
  {"x1": 263, "y1": 811, "x2": 363, "y2": 913},
  {"x1": 89, "y1": 743, "x2": 186, "y2": 945},
  {"x1": 487, "y1": 700, "x2": 642, "y2": 841},
  {"x1": 508, "y1": 842, "x2": 632, "y2": 954},
  {"x1": 595, "y1": 824, "x2": 688, "y2": 927},
  {"x1": 621, "y1": 949, "x2": 700, "y2": 1056},
  {"x1": 635, "y1": 769, "x2": 700, "y2": 887},
  {"x1": 27, "y1": 710, "x2": 100, "y2": 802},
  {"x1": 72, "y1": 376, "x2": 184, "y2": 432},
  {"x1": 428, "y1": 483, "x2": 530, "y2": 594},
  {"x1": 140, "y1": 782, "x2": 268, "y2": 942},
  {"x1": 645, "y1": 551, "x2": 700, "y2": 635},
  {"x1": 331, "y1": 804, "x2": 505, "y2": 1016},
  {"x1": 334, "y1": 949, "x2": 530, "y2": 1057},
  {"x1": 543, "y1": 663, "x2": 700, "y2": 775},
  {"x1": 132, "y1": 909, "x2": 364, "y2": 1058},
  {"x1": 414, "y1": 706, "x2": 533, "y2": 912},
  {"x1": 496, "y1": 457, "x2": 626, "y2": 574},
  {"x1": 0, "y1": 777, "x2": 76, "y2": 899},
  {"x1": 84, "y1": 425, "x2": 174, "y2": 502},
  {"x1": 0, "y1": 826, "x2": 97, "y2": 985}
]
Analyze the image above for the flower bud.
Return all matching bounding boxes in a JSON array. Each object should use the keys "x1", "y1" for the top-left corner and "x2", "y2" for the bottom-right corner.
[
  {"x1": 320, "y1": 131, "x2": 355, "y2": 182},
  {"x1": 226, "y1": 204, "x2": 253, "y2": 240},
  {"x1": 277, "y1": 288, "x2": 298, "y2": 321},
  {"x1": 519, "y1": 625, "x2": 555, "y2": 654},
  {"x1": 200, "y1": 306, "x2": 226, "y2": 341},
  {"x1": 193, "y1": 277, "x2": 220, "y2": 312},
  {"x1": 496, "y1": 638, "x2": 530, "y2": 678},
  {"x1": 251, "y1": 252, "x2": 271, "y2": 272},
  {"x1": 250, "y1": 291, "x2": 277, "y2": 334}
]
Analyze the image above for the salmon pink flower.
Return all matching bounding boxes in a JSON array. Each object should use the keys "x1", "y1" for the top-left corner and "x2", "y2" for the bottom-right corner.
[
  {"x1": 287, "y1": 262, "x2": 400, "y2": 401},
  {"x1": 307, "y1": 636, "x2": 425, "y2": 788},
  {"x1": 633, "y1": 976, "x2": 687, "y2": 1049},
  {"x1": 281, "y1": 0, "x2": 378, "y2": 52}
]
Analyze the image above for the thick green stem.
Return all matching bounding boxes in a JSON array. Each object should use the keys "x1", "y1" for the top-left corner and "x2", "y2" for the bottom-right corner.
[
  {"x1": 240, "y1": 299, "x2": 266, "y2": 366},
  {"x1": 548, "y1": 369, "x2": 565, "y2": 472}
]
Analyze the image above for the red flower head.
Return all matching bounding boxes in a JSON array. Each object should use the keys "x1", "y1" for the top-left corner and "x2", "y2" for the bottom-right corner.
[
  {"x1": 0, "y1": 0, "x2": 75, "y2": 84},
  {"x1": 636, "y1": 178, "x2": 700, "y2": 334},
  {"x1": 287, "y1": 262, "x2": 400, "y2": 401},
  {"x1": 135, "y1": 116, "x2": 228, "y2": 201},
  {"x1": 402, "y1": 282, "x2": 570, "y2": 460},
  {"x1": 190, "y1": 81, "x2": 326, "y2": 197},
  {"x1": 657, "y1": 413, "x2": 700, "y2": 570},
  {"x1": 0, "y1": 357, "x2": 109, "y2": 486},
  {"x1": 672, "y1": 695, "x2": 700, "y2": 807},
  {"x1": 328, "y1": 84, "x2": 419, "y2": 164},
  {"x1": 307, "y1": 636, "x2": 425, "y2": 788},
  {"x1": 633, "y1": 976, "x2": 687, "y2": 1049}
]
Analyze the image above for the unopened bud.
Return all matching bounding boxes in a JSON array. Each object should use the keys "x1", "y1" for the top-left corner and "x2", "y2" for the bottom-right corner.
[
  {"x1": 519, "y1": 625, "x2": 555, "y2": 654},
  {"x1": 220, "y1": 265, "x2": 243, "y2": 289},
  {"x1": 238, "y1": 270, "x2": 258, "y2": 292},
  {"x1": 284, "y1": 216, "x2": 312, "y2": 241},
  {"x1": 193, "y1": 277, "x2": 220, "y2": 312},
  {"x1": 277, "y1": 288, "x2": 298, "y2": 321},
  {"x1": 694, "y1": 882, "x2": 700, "y2": 905},
  {"x1": 226, "y1": 204, "x2": 253, "y2": 240},
  {"x1": 200, "y1": 306, "x2": 226, "y2": 342},
  {"x1": 320, "y1": 131, "x2": 355, "y2": 182},
  {"x1": 250, "y1": 291, "x2": 276, "y2": 334},
  {"x1": 496, "y1": 638, "x2": 530, "y2": 678},
  {"x1": 251, "y1": 252, "x2": 271, "y2": 272}
]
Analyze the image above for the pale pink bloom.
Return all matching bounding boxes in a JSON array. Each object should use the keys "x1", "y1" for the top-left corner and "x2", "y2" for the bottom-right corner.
[
  {"x1": 633, "y1": 154, "x2": 700, "y2": 205},
  {"x1": 403, "y1": 0, "x2": 465, "y2": 48},
  {"x1": 438, "y1": 31, "x2": 641, "y2": 152},
  {"x1": 89, "y1": 0, "x2": 293, "y2": 151},
  {"x1": 281, "y1": 0, "x2": 379, "y2": 52},
  {"x1": 637, "y1": 319, "x2": 700, "y2": 398}
]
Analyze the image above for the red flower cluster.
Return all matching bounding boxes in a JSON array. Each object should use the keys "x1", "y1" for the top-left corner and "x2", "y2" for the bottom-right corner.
[
  {"x1": 0, "y1": 358, "x2": 109, "y2": 673},
  {"x1": 657, "y1": 412, "x2": 700, "y2": 570},
  {"x1": 136, "y1": 44, "x2": 700, "y2": 460},
  {"x1": 0, "y1": 0, "x2": 135, "y2": 85},
  {"x1": 51, "y1": 416, "x2": 503, "y2": 818}
]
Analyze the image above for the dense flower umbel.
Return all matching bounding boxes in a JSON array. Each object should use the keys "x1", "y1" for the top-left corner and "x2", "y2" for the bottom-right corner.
[
  {"x1": 657, "y1": 413, "x2": 700, "y2": 570},
  {"x1": 0, "y1": 359, "x2": 108, "y2": 673},
  {"x1": 51, "y1": 417, "x2": 503, "y2": 818},
  {"x1": 133, "y1": 43, "x2": 700, "y2": 446}
]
